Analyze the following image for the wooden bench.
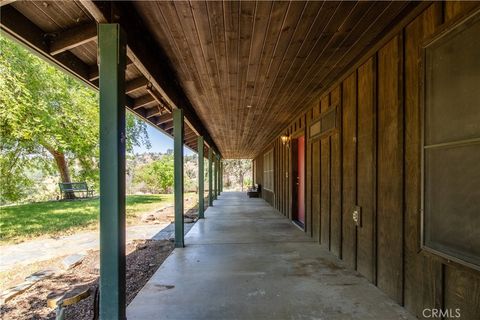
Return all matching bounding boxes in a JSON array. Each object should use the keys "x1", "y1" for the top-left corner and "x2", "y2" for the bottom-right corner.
[
  {"x1": 58, "y1": 182, "x2": 94, "y2": 200},
  {"x1": 247, "y1": 184, "x2": 261, "y2": 198}
]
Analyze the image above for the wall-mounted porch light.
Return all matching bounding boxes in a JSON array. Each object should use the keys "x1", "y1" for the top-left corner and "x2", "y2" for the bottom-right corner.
[{"x1": 281, "y1": 135, "x2": 290, "y2": 148}]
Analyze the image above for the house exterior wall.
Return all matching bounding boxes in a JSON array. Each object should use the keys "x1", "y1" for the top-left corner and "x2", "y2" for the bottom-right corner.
[{"x1": 253, "y1": 2, "x2": 480, "y2": 318}]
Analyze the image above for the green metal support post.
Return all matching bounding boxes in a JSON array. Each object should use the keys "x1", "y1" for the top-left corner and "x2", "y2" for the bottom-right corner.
[
  {"x1": 173, "y1": 109, "x2": 184, "y2": 248},
  {"x1": 213, "y1": 154, "x2": 218, "y2": 200},
  {"x1": 220, "y1": 160, "x2": 223, "y2": 193},
  {"x1": 98, "y1": 24, "x2": 126, "y2": 320},
  {"x1": 197, "y1": 136, "x2": 205, "y2": 219},
  {"x1": 208, "y1": 148, "x2": 213, "y2": 206}
]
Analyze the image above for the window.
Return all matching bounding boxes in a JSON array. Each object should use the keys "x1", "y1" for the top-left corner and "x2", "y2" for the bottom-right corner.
[
  {"x1": 263, "y1": 149, "x2": 274, "y2": 191},
  {"x1": 422, "y1": 12, "x2": 480, "y2": 269}
]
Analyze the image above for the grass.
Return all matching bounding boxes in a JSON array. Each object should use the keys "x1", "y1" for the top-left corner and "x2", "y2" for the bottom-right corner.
[{"x1": 0, "y1": 193, "x2": 192, "y2": 244}]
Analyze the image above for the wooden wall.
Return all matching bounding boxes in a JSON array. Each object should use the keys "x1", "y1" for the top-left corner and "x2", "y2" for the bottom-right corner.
[{"x1": 253, "y1": 2, "x2": 480, "y2": 319}]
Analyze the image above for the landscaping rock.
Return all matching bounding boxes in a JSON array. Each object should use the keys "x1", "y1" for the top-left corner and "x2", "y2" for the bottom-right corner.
[
  {"x1": 25, "y1": 269, "x2": 58, "y2": 283},
  {"x1": 141, "y1": 213, "x2": 156, "y2": 222},
  {"x1": 0, "y1": 281, "x2": 34, "y2": 304},
  {"x1": 62, "y1": 254, "x2": 85, "y2": 269},
  {"x1": 136, "y1": 243, "x2": 147, "y2": 250}
]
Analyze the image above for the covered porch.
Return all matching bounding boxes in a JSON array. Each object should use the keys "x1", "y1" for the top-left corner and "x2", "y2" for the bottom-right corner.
[
  {"x1": 2, "y1": 0, "x2": 479, "y2": 319},
  {"x1": 127, "y1": 192, "x2": 414, "y2": 320}
]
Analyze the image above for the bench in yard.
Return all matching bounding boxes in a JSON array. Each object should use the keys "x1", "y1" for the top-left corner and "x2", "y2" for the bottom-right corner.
[
  {"x1": 247, "y1": 184, "x2": 261, "y2": 198},
  {"x1": 58, "y1": 182, "x2": 94, "y2": 200}
]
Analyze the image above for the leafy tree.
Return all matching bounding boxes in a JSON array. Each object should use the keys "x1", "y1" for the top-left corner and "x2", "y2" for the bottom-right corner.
[
  {"x1": 0, "y1": 36, "x2": 149, "y2": 203},
  {"x1": 134, "y1": 154, "x2": 174, "y2": 194},
  {"x1": 223, "y1": 159, "x2": 252, "y2": 191}
]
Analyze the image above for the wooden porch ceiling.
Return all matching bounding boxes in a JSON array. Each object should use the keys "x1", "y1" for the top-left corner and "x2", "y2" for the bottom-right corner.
[
  {"x1": 133, "y1": 0, "x2": 420, "y2": 158},
  {"x1": 0, "y1": 1, "x2": 421, "y2": 158}
]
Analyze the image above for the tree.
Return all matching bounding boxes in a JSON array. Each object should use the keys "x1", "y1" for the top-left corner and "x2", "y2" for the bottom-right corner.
[
  {"x1": 0, "y1": 36, "x2": 149, "y2": 202},
  {"x1": 223, "y1": 159, "x2": 252, "y2": 191},
  {"x1": 134, "y1": 154, "x2": 174, "y2": 193}
]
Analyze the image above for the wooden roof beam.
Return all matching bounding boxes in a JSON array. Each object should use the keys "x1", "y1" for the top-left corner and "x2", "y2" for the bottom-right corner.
[
  {"x1": 162, "y1": 121, "x2": 174, "y2": 132},
  {"x1": 78, "y1": 1, "x2": 221, "y2": 156},
  {"x1": 145, "y1": 105, "x2": 163, "y2": 119},
  {"x1": 156, "y1": 114, "x2": 172, "y2": 126},
  {"x1": 49, "y1": 22, "x2": 97, "y2": 55},
  {"x1": 133, "y1": 94, "x2": 155, "y2": 110},
  {"x1": 0, "y1": 0, "x2": 16, "y2": 7},
  {"x1": 0, "y1": 5, "x2": 91, "y2": 83},
  {"x1": 88, "y1": 58, "x2": 134, "y2": 81},
  {"x1": 184, "y1": 135, "x2": 198, "y2": 144},
  {"x1": 126, "y1": 77, "x2": 149, "y2": 94}
]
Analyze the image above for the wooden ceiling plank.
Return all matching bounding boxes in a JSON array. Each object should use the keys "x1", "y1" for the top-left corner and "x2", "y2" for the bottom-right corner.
[
  {"x1": 185, "y1": 0, "x2": 230, "y2": 148},
  {"x1": 243, "y1": 1, "x2": 291, "y2": 149},
  {"x1": 49, "y1": 22, "x2": 97, "y2": 55},
  {"x1": 191, "y1": 0, "x2": 229, "y2": 146},
  {"x1": 288, "y1": 1, "x2": 410, "y2": 122},
  {"x1": 274, "y1": 1, "x2": 373, "y2": 115},
  {"x1": 234, "y1": 1, "x2": 256, "y2": 151},
  {"x1": 260, "y1": 1, "x2": 352, "y2": 123},
  {"x1": 244, "y1": 1, "x2": 308, "y2": 149}
]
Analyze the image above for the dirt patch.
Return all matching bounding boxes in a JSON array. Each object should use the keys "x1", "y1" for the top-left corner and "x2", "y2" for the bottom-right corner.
[{"x1": 0, "y1": 239, "x2": 174, "y2": 320}]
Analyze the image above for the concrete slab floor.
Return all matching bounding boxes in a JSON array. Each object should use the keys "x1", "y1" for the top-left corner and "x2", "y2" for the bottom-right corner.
[{"x1": 127, "y1": 192, "x2": 415, "y2": 320}]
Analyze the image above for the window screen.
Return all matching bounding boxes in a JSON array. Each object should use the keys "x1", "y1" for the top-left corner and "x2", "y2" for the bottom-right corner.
[
  {"x1": 422, "y1": 12, "x2": 480, "y2": 268},
  {"x1": 263, "y1": 149, "x2": 274, "y2": 191}
]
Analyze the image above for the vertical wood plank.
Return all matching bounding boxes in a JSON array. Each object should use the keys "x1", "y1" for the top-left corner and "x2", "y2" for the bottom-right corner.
[
  {"x1": 330, "y1": 85, "x2": 342, "y2": 258},
  {"x1": 444, "y1": 266, "x2": 480, "y2": 319},
  {"x1": 306, "y1": 110, "x2": 313, "y2": 236},
  {"x1": 404, "y1": 3, "x2": 443, "y2": 316},
  {"x1": 444, "y1": 1, "x2": 479, "y2": 21},
  {"x1": 356, "y1": 57, "x2": 375, "y2": 281},
  {"x1": 341, "y1": 72, "x2": 357, "y2": 270},
  {"x1": 320, "y1": 94, "x2": 331, "y2": 248},
  {"x1": 312, "y1": 140, "x2": 321, "y2": 242},
  {"x1": 377, "y1": 35, "x2": 404, "y2": 304}
]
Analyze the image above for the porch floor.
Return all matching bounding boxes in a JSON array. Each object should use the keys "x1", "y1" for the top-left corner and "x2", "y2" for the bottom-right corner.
[{"x1": 127, "y1": 192, "x2": 414, "y2": 320}]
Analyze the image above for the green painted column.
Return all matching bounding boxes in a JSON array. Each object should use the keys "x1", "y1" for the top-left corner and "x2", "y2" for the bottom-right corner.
[
  {"x1": 173, "y1": 109, "x2": 184, "y2": 248},
  {"x1": 197, "y1": 136, "x2": 205, "y2": 219},
  {"x1": 213, "y1": 154, "x2": 218, "y2": 200},
  {"x1": 98, "y1": 24, "x2": 126, "y2": 320},
  {"x1": 220, "y1": 160, "x2": 223, "y2": 193},
  {"x1": 208, "y1": 148, "x2": 213, "y2": 206}
]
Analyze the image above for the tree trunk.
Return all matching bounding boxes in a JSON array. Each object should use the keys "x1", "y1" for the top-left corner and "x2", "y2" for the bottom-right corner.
[{"x1": 43, "y1": 145, "x2": 75, "y2": 199}]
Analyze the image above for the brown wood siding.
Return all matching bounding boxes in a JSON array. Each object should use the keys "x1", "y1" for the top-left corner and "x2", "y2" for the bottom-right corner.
[
  {"x1": 255, "y1": 2, "x2": 480, "y2": 318},
  {"x1": 377, "y1": 34, "x2": 404, "y2": 303},
  {"x1": 342, "y1": 72, "x2": 357, "y2": 270}
]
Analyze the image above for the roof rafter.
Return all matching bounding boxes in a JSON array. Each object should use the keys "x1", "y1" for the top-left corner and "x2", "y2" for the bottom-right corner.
[{"x1": 49, "y1": 22, "x2": 97, "y2": 55}]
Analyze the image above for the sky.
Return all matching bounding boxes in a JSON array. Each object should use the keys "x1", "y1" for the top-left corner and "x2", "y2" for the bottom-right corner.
[{"x1": 133, "y1": 122, "x2": 195, "y2": 156}]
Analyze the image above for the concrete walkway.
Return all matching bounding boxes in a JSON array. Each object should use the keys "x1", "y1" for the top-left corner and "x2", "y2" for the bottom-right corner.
[
  {"x1": 127, "y1": 192, "x2": 415, "y2": 320},
  {"x1": 0, "y1": 222, "x2": 197, "y2": 272}
]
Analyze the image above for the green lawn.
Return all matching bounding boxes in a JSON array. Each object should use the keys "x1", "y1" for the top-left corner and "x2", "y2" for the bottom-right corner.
[{"x1": 0, "y1": 194, "x2": 180, "y2": 244}]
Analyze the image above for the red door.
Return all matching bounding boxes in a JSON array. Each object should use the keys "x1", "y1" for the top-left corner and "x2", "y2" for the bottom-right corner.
[{"x1": 297, "y1": 136, "x2": 305, "y2": 224}]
